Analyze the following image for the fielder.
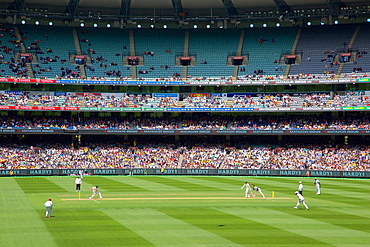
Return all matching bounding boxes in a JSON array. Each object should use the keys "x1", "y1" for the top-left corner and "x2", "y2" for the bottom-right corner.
[
  {"x1": 314, "y1": 178, "x2": 321, "y2": 195},
  {"x1": 294, "y1": 191, "x2": 309, "y2": 210},
  {"x1": 89, "y1": 185, "x2": 103, "y2": 199},
  {"x1": 44, "y1": 199, "x2": 53, "y2": 217},
  {"x1": 298, "y1": 181, "x2": 304, "y2": 195},
  {"x1": 241, "y1": 181, "x2": 253, "y2": 198},
  {"x1": 250, "y1": 183, "x2": 266, "y2": 198}
]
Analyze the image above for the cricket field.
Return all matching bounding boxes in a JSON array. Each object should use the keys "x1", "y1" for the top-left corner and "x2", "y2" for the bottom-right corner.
[{"x1": 1, "y1": 176, "x2": 369, "y2": 246}]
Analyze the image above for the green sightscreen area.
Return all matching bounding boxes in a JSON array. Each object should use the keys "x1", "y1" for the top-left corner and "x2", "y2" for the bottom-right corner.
[{"x1": 1, "y1": 176, "x2": 369, "y2": 246}]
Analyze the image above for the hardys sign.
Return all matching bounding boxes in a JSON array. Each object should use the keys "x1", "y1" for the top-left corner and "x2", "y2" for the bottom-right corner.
[{"x1": 0, "y1": 169, "x2": 369, "y2": 178}]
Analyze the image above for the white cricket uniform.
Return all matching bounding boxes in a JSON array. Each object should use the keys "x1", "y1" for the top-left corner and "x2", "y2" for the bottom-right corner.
[
  {"x1": 44, "y1": 200, "x2": 53, "y2": 217},
  {"x1": 241, "y1": 183, "x2": 252, "y2": 198},
  {"x1": 314, "y1": 179, "x2": 321, "y2": 195},
  {"x1": 253, "y1": 186, "x2": 266, "y2": 198},
  {"x1": 295, "y1": 193, "x2": 309, "y2": 210},
  {"x1": 298, "y1": 183, "x2": 303, "y2": 195},
  {"x1": 89, "y1": 186, "x2": 102, "y2": 199}
]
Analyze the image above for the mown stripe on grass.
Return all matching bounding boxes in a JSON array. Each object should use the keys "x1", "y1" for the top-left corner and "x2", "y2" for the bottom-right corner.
[
  {"x1": 102, "y1": 208, "x2": 241, "y2": 247},
  {"x1": 192, "y1": 176, "x2": 244, "y2": 186},
  {"x1": 309, "y1": 190, "x2": 370, "y2": 206},
  {"x1": 221, "y1": 207, "x2": 370, "y2": 247},
  {"x1": 0, "y1": 178, "x2": 57, "y2": 246},
  {"x1": 182, "y1": 177, "x2": 244, "y2": 190},
  {"x1": 82, "y1": 177, "x2": 149, "y2": 192},
  {"x1": 15, "y1": 177, "x2": 67, "y2": 193},
  {"x1": 289, "y1": 208, "x2": 370, "y2": 234},
  {"x1": 324, "y1": 207, "x2": 370, "y2": 221},
  {"x1": 159, "y1": 208, "x2": 329, "y2": 246},
  {"x1": 108, "y1": 176, "x2": 188, "y2": 192},
  {"x1": 320, "y1": 181, "x2": 370, "y2": 193},
  {"x1": 135, "y1": 176, "x2": 228, "y2": 191},
  {"x1": 43, "y1": 209, "x2": 153, "y2": 247},
  {"x1": 45, "y1": 176, "x2": 81, "y2": 192}
]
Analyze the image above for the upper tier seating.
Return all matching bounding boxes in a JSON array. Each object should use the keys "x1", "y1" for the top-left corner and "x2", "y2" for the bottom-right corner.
[
  {"x1": 0, "y1": 25, "x2": 27, "y2": 77},
  {"x1": 19, "y1": 25, "x2": 76, "y2": 78},
  {"x1": 0, "y1": 24, "x2": 369, "y2": 80},
  {"x1": 187, "y1": 29, "x2": 240, "y2": 78},
  {"x1": 134, "y1": 29, "x2": 184, "y2": 79},
  {"x1": 341, "y1": 24, "x2": 370, "y2": 74},
  {"x1": 78, "y1": 27, "x2": 131, "y2": 79},
  {"x1": 289, "y1": 24, "x2": 356, "y2": 75},
  {"x1": 241, "y1": 27, "x2": 296, "y2": 76}
]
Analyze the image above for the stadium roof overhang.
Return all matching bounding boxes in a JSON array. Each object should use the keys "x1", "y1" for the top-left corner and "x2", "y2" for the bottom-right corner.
[{"x1": 0, "y1": 0, "x2": 370, "y2": 27}]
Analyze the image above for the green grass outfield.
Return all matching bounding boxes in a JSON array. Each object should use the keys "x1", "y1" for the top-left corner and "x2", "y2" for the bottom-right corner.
[{"x1": 1, "y1": 176, "x2": 369, "y2": 247}]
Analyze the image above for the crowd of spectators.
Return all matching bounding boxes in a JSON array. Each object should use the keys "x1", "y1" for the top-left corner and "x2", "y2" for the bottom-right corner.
[
  {"x1": 181, "y1": 116, "x2": 228, "y2": 130},
  {"x1": 181, "y1": 145, "x2": 227, "y2": 168},
  {"x1": 1, "y1": 115, "x2": 370, "y2": 130},
  {"x1": 1, "y1": 143, "x2": 369, "y2": 171},
  {"x1": 182, "y1": 96, "x2": 228, "y2": 108},
  {"x1": 134, "y1": 144, "x2": 180, "y2": 168},
  {"x1": 223, "y1": 147, "x2": 272, "y2": 169},
  {"x1": 260, "y1": 144, "x2": 369, "y2": 171},
  {"x1": 0, "y1": 92, "x2": 182, "y2": 108},
  {"x1": 230, "y1": 94, "x2": 297, "y2": 108},
  {"x1": 230, "y1": 116, "x2": 279, "y2": 130},
  {"x1": 132, "y1": 117, "x2": 179, "y2": 130}
]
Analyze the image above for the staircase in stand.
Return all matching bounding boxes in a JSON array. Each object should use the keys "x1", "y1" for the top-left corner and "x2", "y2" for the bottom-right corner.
[
  {"x1": 232, "y1": 30, "x2": 245, "y2": 80},
  {"x1": 283, "y1": 28, "x2": 302, "y2": 79},
  {"x1": 177, "y1": 154, "x2": 184, "y2": 168},
  {"x1": 129, "y1": 30, "x2": 137, "y2": 80},
  {"x1": 14, "y1": 26, "x2": 34, "y2": 78},
  {"x1": 182, "y1": 31, "x2": 190, "y2": 80},
  {"x1": 335, "y1": 25, "x2": 360, "y2": 78},
  {"x1": 72, "y1": 29, "x2": 86, "y2": 78}
]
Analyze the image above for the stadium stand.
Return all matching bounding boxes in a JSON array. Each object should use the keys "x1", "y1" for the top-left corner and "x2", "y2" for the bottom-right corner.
[
  {"x1": 1, "y1": 113, "x2": 370, "y2": 130},
  {"x1": 0, "y1": 25, "x2": 28, "y2": 77},
  {"x1": 341, "y1": 23, "x2": 370, "y2": 74},
  {"x1": 78, "y1": 27, "x2": 132, "y2": 79},
  {"x1": 134, "y1": 29, "x2": 184, "y2": 79},
  {"x1": 1, "y1": 24, "x2": 369, "y2": 80},
  {"x1": 1, "y1": 142, "x2": 369, "y2": 170},
  {"x1": 289, "y1": 24, "x2": 356, "y2": 75},
  {"x1": 0, "y1": 23, "x2": 369, "y2": 173},
  {"x1": 1, "y1": 90, "x2": 369, "y2": 108},
  {"x1": 240, "y1": 26, "x2": 296, "y2": 76},
  {"x1": 19, "y1": 25, "x2": 77, "y2": 79},
  {"x1": 187, "y1": 29, "x2": 240, "y2": 78}
]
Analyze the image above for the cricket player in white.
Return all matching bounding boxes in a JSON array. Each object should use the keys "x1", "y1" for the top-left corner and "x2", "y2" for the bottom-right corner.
[
  {"x1": 44, "y1": 199, "x2": 53, "y2": 217},
  {"x1": 89, "y1": 185, "x2": 103, "y2": 199},
  {"x1": 241, "y1": 181, "x2": 252, "y2": 198},
  {"x1": 314, "y1": 178, "x2": 321, "y2": 195},
  {"x1": 294, "y1": 191, "x2": 309, "y2": 210},
  {"x1": 298, "y1": 181, "x2": 304, "y2": 195},
  {"x1": 250, "y1": 183, "x2": 266, "y2": 198}
]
